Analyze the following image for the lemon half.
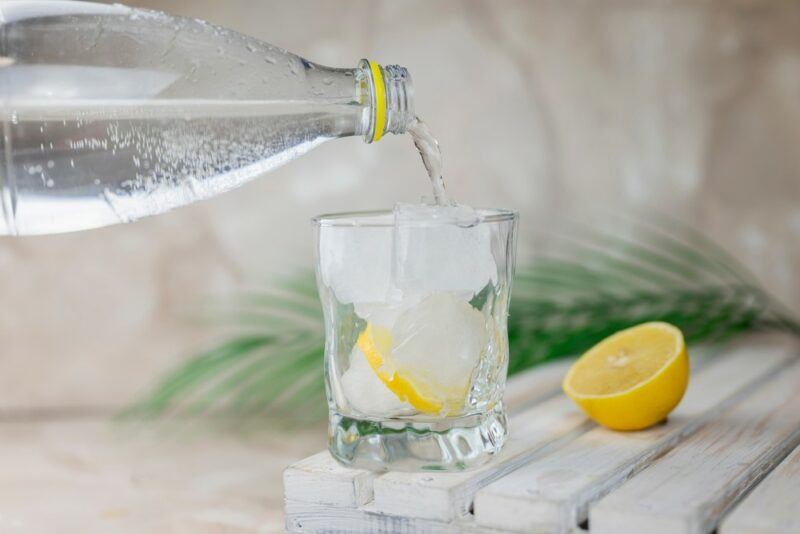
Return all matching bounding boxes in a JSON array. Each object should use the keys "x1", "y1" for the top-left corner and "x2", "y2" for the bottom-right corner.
[{"x1": 562, "y1": 321, "x2": 689, "y2": 430}]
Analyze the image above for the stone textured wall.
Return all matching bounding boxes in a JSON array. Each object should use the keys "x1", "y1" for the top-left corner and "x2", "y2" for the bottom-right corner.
[{"x1": 2, "y1": 0, "x2": 798, "y2": 410}]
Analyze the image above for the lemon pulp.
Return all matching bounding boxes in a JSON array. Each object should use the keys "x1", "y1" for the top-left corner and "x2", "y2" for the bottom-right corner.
[{"x1": 562, "y1": 321, "x2": 689, "y2": 431}]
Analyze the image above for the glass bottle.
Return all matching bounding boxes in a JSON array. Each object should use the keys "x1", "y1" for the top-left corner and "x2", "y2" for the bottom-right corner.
[{"x1": 0, "y1": 1, "x2": 414, "y2": 235}]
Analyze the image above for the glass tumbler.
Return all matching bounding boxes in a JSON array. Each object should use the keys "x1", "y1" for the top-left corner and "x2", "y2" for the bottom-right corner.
[{"x1": 313, "y1": 208, "x2": 518, "y2": 471}]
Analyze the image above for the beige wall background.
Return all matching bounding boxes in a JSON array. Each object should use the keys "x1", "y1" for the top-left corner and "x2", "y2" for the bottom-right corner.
[{"x1": 2, "y1": 0, "x2": 799, "y2": 411}]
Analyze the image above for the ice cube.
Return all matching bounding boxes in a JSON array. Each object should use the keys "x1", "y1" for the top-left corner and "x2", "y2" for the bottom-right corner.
[
  {"x1": 353, "y1": 296, "x2": 424, "y2": 330},
  {"x1": 391, "y1": 293, "x2": 489, "y2": 397},
  {"x1": 395, "y1": 201, "x2": 481, "y2": 226},
  {"x1": 353, "y1": 302, "x2": 400, "y2": 328},
  {"x1": 318, "y1": 224, "x2": 392, "y2": 305},
  {"x1": 392, "y1": 203, "x2": 497, "y2": 297},
  {"x1": 341, "y1": 344, "x2": 411, "y2": 416}
]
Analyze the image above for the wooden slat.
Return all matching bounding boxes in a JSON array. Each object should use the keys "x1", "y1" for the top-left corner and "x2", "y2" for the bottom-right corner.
[
  {"x1": 284, "y1": 500, "x2": 489, "y2": 533},
  {"x1": 370, "y1": 395, "x2": 590, "y2": 522},
  {"x1": 283, "y1": 452, "x2": 377, "y2": 507},
  {"x1": 285, "y1": 500, "x2": 459, "y2": 533},
  {"x1": 720, "y1": 443, "x2": 800, "y2": 534},
  {"x1": 590, "y1": 359, "x2": 800, "y2": 534},
  {"x1": 473, "y1": 338, "x2": 798, "y2": 532}
]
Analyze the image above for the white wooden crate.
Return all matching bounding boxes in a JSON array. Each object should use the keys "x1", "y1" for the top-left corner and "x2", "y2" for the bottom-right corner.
[{"x1": 284, "y1": 335, "x2": 800, "y2": 533}]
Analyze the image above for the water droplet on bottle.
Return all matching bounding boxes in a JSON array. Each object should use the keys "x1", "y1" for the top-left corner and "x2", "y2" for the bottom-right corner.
[
  {"x1": 46, "y1": 160, "x2": 55, "y2": 169},
  {"x1": 246, "y1": 43, "x2": 256, "y2": 53},
  {"x1": 46, "y1": 178, "x2": 55, "y2": 188},
  {"x1": 322, "y1": 77, "x2": 333, "y2": 85},
  {"x1": 264, "y1": 55, "x2": 277, "y2": 64}
]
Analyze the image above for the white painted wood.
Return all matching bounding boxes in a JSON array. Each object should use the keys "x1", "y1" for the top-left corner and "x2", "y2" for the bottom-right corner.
[
  {"x1": 720, "y1": 444, "x2": 800, "y2": 534},
  {"x1": 283, "y1": 451, "x2": 377, "y2": 507},
  {"x1": 284, "y1": 500, "x2": 516, "y2": 534},
  {"x1": 285, "y1": 499, "x2": 462, "y2": 533},
  {"x1": 286, "y1": 501, "x2": 580, "y2": 534},
  {"x1": 370, "y1": 395, "x2": 591, "y2": 522},
  {"x1": 473, "y1": 338, "x2": 798, "y2": 533},
  {"x1": 590, "y1": 359, "x2": 800, "y2": 534}
]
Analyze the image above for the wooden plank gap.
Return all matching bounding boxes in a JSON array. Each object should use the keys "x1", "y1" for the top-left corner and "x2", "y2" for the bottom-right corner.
[{"x1": 720, "y1": 443, "x2": 800, "y2": 533}]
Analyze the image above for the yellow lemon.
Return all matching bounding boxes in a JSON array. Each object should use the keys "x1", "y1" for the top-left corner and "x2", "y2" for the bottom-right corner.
[
  {"x1": 562, "y1": 321, "x2": 689, "y2": 431},
  {"x1": 356, "y1": 323, "x2": 445, "y2": 415}
]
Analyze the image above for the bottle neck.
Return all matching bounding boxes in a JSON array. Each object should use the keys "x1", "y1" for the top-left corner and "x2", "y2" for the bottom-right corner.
[{"x1": 359, "y1": 59, "x2": 414, "y2": 143}]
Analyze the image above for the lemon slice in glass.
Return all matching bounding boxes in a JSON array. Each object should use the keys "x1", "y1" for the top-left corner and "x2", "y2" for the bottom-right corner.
[{"x1": 357, "y1": 323, "x2": 445, "y2": 415}]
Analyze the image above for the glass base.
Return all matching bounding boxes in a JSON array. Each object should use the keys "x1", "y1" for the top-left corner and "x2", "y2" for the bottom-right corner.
[{"x1": 328, "y1": 403, "x2": 508, "y2": 472}]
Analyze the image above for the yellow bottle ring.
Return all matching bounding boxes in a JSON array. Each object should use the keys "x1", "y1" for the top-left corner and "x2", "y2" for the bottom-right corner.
[{"x1": 367, "y1": 60, "x2": 386, "y2": 143}]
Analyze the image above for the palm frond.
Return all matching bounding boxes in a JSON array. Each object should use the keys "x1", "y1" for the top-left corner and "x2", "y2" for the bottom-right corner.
[
  {"x1": 126, "y1": 217, "x2": 799, "y2": 421},
  {"x1": 123, "y1": 271, "x2": 326, "y2": 420}
]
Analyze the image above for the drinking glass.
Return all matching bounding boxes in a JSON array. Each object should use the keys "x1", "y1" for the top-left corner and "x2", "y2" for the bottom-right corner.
[{"x1": 313, "y1": 208, "x2": 518, "y2": 471}]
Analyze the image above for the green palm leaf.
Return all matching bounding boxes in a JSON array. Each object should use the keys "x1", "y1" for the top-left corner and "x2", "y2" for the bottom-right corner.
[{"x1": 126, "y1": 216, "x2": 799, "y2": 421}]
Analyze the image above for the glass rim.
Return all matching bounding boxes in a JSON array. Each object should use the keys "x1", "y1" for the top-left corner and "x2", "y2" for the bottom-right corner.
[{"x1": 312, "y1": 207, "x2": 518, "y2": 227}]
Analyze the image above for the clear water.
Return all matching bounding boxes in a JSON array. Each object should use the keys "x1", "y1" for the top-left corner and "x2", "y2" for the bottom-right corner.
[
  {"x1": 3, "y1": 100, "x2": 355, "y2": 234},
  {"x1": 408, "y1": 117, "x2": 453, "y2": 206},
  {"x1": 4, "y1": 105, "x2": 447, "y2": 235}
]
